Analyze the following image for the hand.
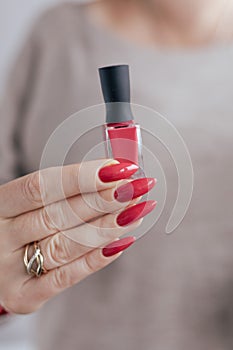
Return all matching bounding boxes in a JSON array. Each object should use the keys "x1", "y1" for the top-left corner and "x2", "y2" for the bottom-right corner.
[{"x1": 0, "y1": 159, "x2": 156, "y2": 314}]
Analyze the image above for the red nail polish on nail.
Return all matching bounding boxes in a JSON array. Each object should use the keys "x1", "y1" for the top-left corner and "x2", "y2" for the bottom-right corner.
[
  {"x1": 99, "y1": 162, "x2": 138, "y2": 183},
  {"x1": 114, "y1": 178, "x2": 156, "y2": 202},
  {"x1": 117, "y1": 200, "x2": 156, "y2": 227},
  {"x1": 102, "y1": 236, "x2": 136, "y2": 257}
]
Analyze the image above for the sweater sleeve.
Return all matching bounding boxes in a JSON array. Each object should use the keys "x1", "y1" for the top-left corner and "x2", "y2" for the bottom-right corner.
[{"x1": 0, "y1": 24, "x2": 40, "y2": 185}]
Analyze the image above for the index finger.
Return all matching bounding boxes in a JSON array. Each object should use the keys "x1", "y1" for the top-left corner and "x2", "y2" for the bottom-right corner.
[{"x1": 0, "y1": 159, "x2": 138, "y2": 218}]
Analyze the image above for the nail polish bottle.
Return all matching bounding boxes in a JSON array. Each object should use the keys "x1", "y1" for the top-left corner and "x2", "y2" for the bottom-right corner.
[{"x1": 99, "y1": 64, "x2": 144, "y2": 178}]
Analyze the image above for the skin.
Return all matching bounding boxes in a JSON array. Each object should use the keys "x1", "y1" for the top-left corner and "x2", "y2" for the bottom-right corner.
[
  {"x1": 87, "y1": 0, "x2": 233, "y2": 47},
  {"x1": 0, "y1": 159, "x2": 142, "y2": 314}
]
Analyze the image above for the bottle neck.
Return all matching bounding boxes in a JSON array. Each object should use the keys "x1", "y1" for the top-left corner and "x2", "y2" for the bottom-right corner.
[
  {"x1": 105, "y1": 102, "x2": 134, "y2": 124},
  {"x1": 107, "y1": 120, "x2": 135, "y2": 127}
]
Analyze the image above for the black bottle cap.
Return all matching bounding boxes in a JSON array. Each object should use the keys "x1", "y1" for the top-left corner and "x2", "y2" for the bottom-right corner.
[
  {"x1": 98, "y1": 64, "x2": 134, "y2": 123},
  {"x1": 99, "y1": 65, "x2": 130, "y2": 103}
]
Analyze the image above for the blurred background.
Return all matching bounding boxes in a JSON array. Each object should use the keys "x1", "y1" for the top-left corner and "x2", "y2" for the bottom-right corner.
[
  {"x1": 0, "y1": 0, "x2": 60, "y2": 96},
  {"x1": 0, "y1": 0, "x2": 87, "y2": 94}
]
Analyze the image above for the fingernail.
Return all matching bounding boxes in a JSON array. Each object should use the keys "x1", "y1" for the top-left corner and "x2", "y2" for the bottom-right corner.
[
  {"x1": 117, "y1": 200, "x2": 156, "y2": 227},
  {"x1": 114, "y1": 178, "x2": 156, "y2": 202},
  {"x1": 102, "y1": 236, "x2": 136, "y2": 257},
  {"x1": 99, "y1": 163, "x2": 138, "y2": 183}
]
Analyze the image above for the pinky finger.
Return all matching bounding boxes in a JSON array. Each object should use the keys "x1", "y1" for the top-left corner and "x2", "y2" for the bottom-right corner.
[{"x1": 22, "y1": 237, "x2": 135, "y2": 312}]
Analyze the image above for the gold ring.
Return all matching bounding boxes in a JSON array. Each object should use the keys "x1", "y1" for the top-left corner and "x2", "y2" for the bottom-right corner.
[{"x1": 24, "y1": 242, "x2": 47, "y2": 277}]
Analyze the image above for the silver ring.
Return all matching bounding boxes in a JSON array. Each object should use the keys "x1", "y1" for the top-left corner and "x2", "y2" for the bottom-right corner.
[{"x1": 24, "y1": 242, "x2": 47, "y2": 277}]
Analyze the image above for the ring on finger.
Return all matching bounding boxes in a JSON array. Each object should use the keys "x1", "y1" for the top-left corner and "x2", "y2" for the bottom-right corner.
[{"x1": 24, "y1": 242, "x2": 47, "y2": 277}]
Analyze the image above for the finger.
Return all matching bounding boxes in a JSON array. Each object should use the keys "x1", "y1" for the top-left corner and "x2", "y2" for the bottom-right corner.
[
  {"x1": 0, "y1": 160, "x2": 138, "y2": 218},
  {"x1": 9, "y1": 207, "x2": 144, "y2": 283},
  {"x1": 20, "y1": 248, "x2": 124, "y2": 313},
  {"x1": 6, "y1": 209, "x2": 139, "y2": 302},
  {"x1": 39, "y1": 200, "x2": 156, "y2": 271},
  {"x1": 10, "y1": 190, "x2": 128, "y2": 248},
  {"x1": 40, "y1": 212, "x2": 143, "y2": 271},
  {"x1": 10, "y1": 177, "x2": 155, "y2": 248}
]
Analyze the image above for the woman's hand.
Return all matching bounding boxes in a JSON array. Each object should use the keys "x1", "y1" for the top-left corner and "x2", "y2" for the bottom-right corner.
[{"x1": 0, "y1": 159, "x2": 156, "y2": 314}]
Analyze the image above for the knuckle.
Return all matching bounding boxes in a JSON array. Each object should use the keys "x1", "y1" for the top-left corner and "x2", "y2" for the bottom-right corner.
[
  {"x1": 46, "y1": 234, "x2": 70, "y2": 267},
  {"x1": 92, "y1": 193, "x2": 106, "y2": 213},
  {"x1": 82, "y1": 252, "x2": 107, "y2": 275},
  {"x1": 96, "y1": 215, "x2": 118, "y2": 240},
  {"x1": 22, "y1": 172, "x2": 42, "y2": 206},
  {"x1": 50, "y1": 202, "x2": 67, "y2": 231},
  {"x1": 82, "y1": 254, "x2": 96, "y2": 275},
  {"x1": 92, "y1": 192, "x2": 120, "y2": 214},
  {"x1": 96, "y1": 218, "x2": 106, "y2": 239},
  {"x1": 40, "y1": 208, "x2": 56, "y2": 233},
  {"x1": 41, "y1": 201, "x2": 68, "y2": 233},
  {"x1": 53, "y1": 267, "x2": 74, "y2": 290}
]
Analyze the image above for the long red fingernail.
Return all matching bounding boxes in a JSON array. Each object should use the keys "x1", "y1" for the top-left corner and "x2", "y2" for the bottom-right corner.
[
  {"x1": 102, "y1": 236, "x2": 136, "y2": 257},
  {"x1": 99, "y1": 163, "x2": 138, "y2": 182},
  {"x1": 114, "y1": 178, "x2": 156, "y2": 202},
  {"x1": 117, "y1": 200, "x2": 156, "y2": 226}
]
